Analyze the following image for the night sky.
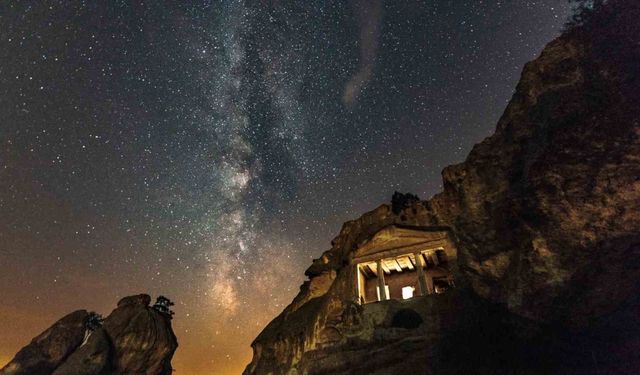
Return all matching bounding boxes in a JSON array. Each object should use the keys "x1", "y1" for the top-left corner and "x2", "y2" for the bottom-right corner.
[{"x1": 1, "y1": 2, "x2": 572, "y2": 374}]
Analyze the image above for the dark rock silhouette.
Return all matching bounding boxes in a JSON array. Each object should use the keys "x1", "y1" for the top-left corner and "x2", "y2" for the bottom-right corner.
[
  {"x1": 52, "y1": 329, "x2": 112, "y2": 375},
  {"x1": 0, "y1": 310, "x2": 88, "y2": 375},
  {"x1": 1, "y1": 294, "x2": 177, "y2": 375},
  {"x1": 104, "y1": 294, "x2": 177, "y2": 374}
]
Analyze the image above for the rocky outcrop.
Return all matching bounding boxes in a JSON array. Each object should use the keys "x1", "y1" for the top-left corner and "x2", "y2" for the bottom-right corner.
[
  {"x1": 51, "y1": 328, "x2": 112, "y2": 375},
  {"x1": 0, "y1": 311, "x2": 89, "y2": 375},
  {"x1": 1, "y1": 294, "x2": 177, "y2": 375},
  {"x1": 245, "y1": 2, "x2": 640, "y2": 374},
  {"x1": 428, "y1": 25, "x2": 640, "y2": 326},
  {"x1": 103, "y1": 295, "x2": 177, "y2": 375}
]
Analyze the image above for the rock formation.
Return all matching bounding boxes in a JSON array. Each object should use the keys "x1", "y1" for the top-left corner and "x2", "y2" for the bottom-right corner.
[
  {"x1": 245, "y1": 2, "x2": 640, "y2": 374},
  {"x1": 1, "y1": 294, "x2": 177, "y2": 375}
]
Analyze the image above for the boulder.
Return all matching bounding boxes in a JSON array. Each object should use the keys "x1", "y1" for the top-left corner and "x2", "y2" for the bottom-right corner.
[
  {"x1": 51, "y1": 329, "x2": 112, "y2": 375},
  {"x1": 103, "y1": 294, "x2": 177, "y2": 375},
  {"x1": 0, "y1": 310, "x2": 88, "y2": 375},
  {"x1": 0, "y1": 294, "x2": 177, "y2": 375}
]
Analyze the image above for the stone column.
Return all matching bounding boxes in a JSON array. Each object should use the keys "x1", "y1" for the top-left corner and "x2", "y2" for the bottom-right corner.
[
  {"x1": 415, "y1": 252, "x2": 429, "y2": 296},
  {"x1": 376, "y1": 259, "x2": 388, "y2": 301},
  {"x1": 431, "y1": 252, "x2": 439, "y2": 266},
  {"x1": 426, "y1": 273, "x2": 434, "y2": 294},
  {"x1": 355, "y1": 265, "x2": 362, "y2": 304}
]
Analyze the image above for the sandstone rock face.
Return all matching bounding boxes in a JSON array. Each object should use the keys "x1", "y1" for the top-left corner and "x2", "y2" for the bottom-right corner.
[
  {"x1": 51, "y1": 329, "x2": 112, "y2": 375},
  {"x1": 103, "y1": 294, "x2": 177, "y2": 375},
  {"x1": 1, "y1": 294, "x2": 177, "y2": 375},
  {"x1": 0, "y1": 310, "x2": 88, "y2": 375},
  {"x1": 245, "y1": 3, "x2": 640, "y2": 374},
  {"x1": 429, "y1": 30, "x2": 640, "y2": 326}
]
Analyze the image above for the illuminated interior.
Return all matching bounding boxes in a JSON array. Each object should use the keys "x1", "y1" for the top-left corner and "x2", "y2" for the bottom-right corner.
[
  {"x1": 402, "y1": 286, "x2": 415, "y2": 299},
  {"x1": 356, "y1": 249, "x2": 454, "y2": 304},
  {"x1": 352, "y1": 225, "x2": 457, "y2": 304}
]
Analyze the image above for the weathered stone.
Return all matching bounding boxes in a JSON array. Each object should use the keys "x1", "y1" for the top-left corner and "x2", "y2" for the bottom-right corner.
[
  {"x1": 1, "y1": 295, "x2": 177, "y2": 375},
  {"x1": 103, "y1": 294, "x2": 177, "y2": 375},
  {"x1": 51, "y1": 329, "x2": 112, "y2": 375},
  {"x1": 117, "y1": 293, "x2": 151, "y2": 308},
  {"x1": 0, "y1": 310, "x2": 88, "y2": 375}
]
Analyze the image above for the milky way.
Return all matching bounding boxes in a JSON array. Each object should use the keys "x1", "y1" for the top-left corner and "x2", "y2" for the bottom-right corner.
[{"x1": 1, "y1": 2, "x2": 573, "y2": 373}]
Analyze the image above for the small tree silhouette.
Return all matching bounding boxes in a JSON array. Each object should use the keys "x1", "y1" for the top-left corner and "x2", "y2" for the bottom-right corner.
[
  {"x1": 85, "y1": 312, "x2": 104, "y2": 331},
  {"x1": 153, "y1": 295, "x2": 175, "y2": 317},
  {"x1": 566, "y1": 0, "x2": 607, "y2": 28},
  {"x1": 391, "y1": 191, "x2": 420, "y2": 214}
]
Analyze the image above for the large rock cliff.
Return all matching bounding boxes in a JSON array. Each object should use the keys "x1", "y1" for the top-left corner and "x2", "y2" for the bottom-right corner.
[
  {"x1": 0, "y1": 294, "x2": 177, "y2": 375},
  {"x1": 245, "y1": 2, "x2": 640, "y2": 374}
]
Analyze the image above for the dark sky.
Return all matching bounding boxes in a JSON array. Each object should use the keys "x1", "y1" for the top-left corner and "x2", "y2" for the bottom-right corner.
[{"x1": 0, "y1": 1, "x2": 572, "y2": 373}]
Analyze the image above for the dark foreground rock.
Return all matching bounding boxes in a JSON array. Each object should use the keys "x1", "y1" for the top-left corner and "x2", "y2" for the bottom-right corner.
[
  {"x1": 1, "y1": 294, "x2": 177, "y2": 375},
  {"x1": 245, "y1": 2, "x2": 640, "y2": 374},
  {"x1": 0, "y1": 310, "x2": 88, "y2": 375}
]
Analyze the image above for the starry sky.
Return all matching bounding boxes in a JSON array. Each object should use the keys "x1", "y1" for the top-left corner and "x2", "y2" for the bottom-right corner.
[{"x1": 0, "y1": 1, "x2": 572, "y2": 374}]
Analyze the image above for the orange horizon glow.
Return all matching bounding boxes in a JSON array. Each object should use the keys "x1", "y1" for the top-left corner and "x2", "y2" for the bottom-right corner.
[
  {"x1": 0, "y1": 295, "x2": 280, "y2": 375},
  {"x1": 0, "y1": 246, "x2": 302, "y2": 375}
]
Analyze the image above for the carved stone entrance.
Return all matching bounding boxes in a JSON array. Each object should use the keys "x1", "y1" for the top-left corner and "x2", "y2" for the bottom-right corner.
[{"x1": 352, "y1": 225, "x2": 457, "y2": 304}]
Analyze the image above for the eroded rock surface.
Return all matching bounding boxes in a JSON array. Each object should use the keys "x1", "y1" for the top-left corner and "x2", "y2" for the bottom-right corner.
[
  {"x1": 245, "y1": 3, "x2": 640, "y2": 374},
  {"x1": 51, "y1": 329, "x2": 112, "y2": 375},
  {"x1": 0, "y1": 310, "x2": 88, "y2": 375},
  {"x1": 1, "y1": 294, "x2": 177, "y2": 375},
  {"x1": 103, "y1": 294, "x2": 177, "y2": 375}
]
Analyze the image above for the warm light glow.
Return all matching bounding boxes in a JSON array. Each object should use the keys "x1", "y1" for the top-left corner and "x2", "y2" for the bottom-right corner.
[
  {"x1": 402, "y1": 286, "x2": 414, "y2": 299},
  {"x1": 0, "y1": 355, "x2": 10, "y2": 368},
  {"x1": 376, "y1": 285, "x2": 389, "y2": 301}
]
